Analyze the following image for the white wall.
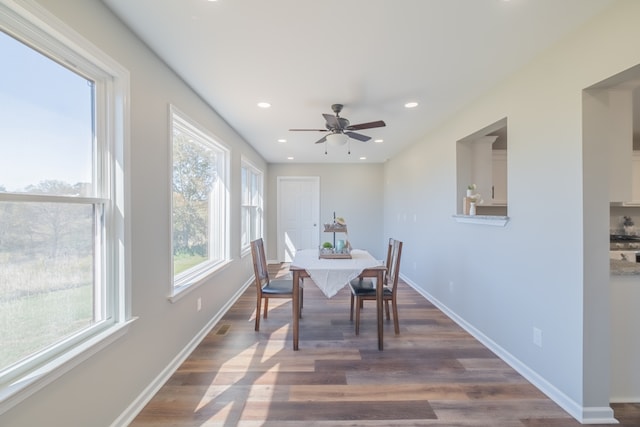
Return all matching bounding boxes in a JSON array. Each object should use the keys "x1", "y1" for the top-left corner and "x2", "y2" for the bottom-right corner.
[
  {"x1": 0, "y1": 1, "x2": 264, "y2": 426},
  {"x1": 266, "y1": 163, "x2": 385, "y2": 261},
  {"x1": 383, "y1": 0, "x2": 640, "y2": 422}
]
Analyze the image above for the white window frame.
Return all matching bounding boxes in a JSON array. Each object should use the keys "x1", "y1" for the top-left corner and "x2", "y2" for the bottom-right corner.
[
  {"x1": 241, "y1": 158, "x2": 264, "y2": 254},
  {"x1": 0, "y1": 0, "x2": 131, "y2": 414},
  {"x1": 170, "y1": 105, "x2": 230, "y2": 297}
]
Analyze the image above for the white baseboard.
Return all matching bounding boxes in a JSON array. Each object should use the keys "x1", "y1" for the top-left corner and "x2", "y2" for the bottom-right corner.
[
  {"x1": 399, "y1": 274, "x2": 618, "y2": 425},
  {"x1": 611, "y1": 395, "x2": 640, "y2": 403},
  {"x1": 110, "y1": 278, "x2": 253, "y2": 427}
]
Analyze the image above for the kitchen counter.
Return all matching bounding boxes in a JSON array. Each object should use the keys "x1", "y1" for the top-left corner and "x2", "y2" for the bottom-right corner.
[{"x1": 611, "y1": 259, "x2": 640, "y2": 275}]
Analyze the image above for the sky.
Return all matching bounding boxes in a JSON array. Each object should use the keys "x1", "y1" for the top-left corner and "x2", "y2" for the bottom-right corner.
[{"x1": 0, "y1": 30, "x2": 93, "y2": 193}]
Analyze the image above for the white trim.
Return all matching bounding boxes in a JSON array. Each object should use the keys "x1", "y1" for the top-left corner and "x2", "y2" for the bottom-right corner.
[
  {"x1": 400, "y1": 274, "x2": 618, "y2": 425},
  {"x1": 452, "y1": 214, "x2": 509, "y2": 226},
  {"x1": 168, "y1": 259, "x2": 233, "y2": 303},
  {"x1": 169, "y1": 104, "x2": 231, "y2": 295},
  {"x1": 0, "y1": 319, "x2": 136, "y2": 415},
  {"x1": 112, "y1": 279, "x2": 253, "y2": 427},
  {"x1": 240, "y1": 157, "x2": 264, "y2": 253},
  {"x1": 611, "y1": 395, "x2": 640, "y2": 403}
]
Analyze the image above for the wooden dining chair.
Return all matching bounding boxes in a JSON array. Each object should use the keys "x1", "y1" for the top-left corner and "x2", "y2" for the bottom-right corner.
[
  {"x1": 349, "y1": 238, "x2": 403, "y2": 335},
  {"x1": 250, "y1": 238, "x2": 302, "y2": 331},
  {"x1": 350, "y1": 238, "x2": 392, "y2": 322}
]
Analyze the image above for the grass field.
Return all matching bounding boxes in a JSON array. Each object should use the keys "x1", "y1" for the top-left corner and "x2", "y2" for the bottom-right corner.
[
  {"x1": 0, "y1": 253, "x2": 93, "y2": 370},
  {"x1": 1, "y1": 251, "x2": 206, "y2": 371},
  {"x1": 174, "y1": 253, "x2": 206, "y2": 275}
]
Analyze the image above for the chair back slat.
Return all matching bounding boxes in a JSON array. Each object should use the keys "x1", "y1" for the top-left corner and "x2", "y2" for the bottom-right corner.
[
  {"x1": 250, "y1": 238, "x2": 269, "y2": 291},
  {"x1": 384, "y1": 237, "x2": 393, "y2": 268},
  {"x1": 386, "y1": 239, "x2": 403, "y2": 292}
]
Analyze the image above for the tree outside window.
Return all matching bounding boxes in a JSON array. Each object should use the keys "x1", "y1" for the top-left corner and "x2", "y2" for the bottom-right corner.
[{"x1": 171, "y1": 107, "x2": 228, "y2": 291}]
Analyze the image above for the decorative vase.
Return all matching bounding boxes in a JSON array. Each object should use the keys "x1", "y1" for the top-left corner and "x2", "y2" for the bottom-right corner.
[
  {"x1": 466, "y1": 189, "x2": 473, "y2": 197},
  {"x1": 470, "y1": 202, "x2": 476, "y2": 216}
]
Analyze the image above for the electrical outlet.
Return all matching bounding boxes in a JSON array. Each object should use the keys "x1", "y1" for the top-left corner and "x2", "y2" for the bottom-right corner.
[
  {"x1": 197, "y1": 297, "x2": 202, "y2": 312},
  {"x1": 533, "y1": 327, "x2": 542, "y2": 347}
]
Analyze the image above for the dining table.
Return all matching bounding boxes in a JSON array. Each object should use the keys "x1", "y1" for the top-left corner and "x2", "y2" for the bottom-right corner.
[{"x1": 289, "y1": 248, "x2": 387, "y2": 351}]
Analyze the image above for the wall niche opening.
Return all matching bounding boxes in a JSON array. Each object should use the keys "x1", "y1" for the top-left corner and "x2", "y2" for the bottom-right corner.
[{"x1": 456, "y1": 117, "x2": 508, "y2": 218}]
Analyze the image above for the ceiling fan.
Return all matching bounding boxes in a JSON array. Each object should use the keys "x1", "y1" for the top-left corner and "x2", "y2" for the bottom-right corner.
[{"x1": 289, "y1": 104, "x2": 386, "y2": 153}]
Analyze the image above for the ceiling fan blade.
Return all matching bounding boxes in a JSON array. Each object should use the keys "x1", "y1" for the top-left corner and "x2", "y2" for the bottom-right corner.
[
  {"x1": 322, "y1": 113, "x2": 341, "y2": 129},
  {"x1": 289, "y1": 128, "x2": 328, "y2": 132},
  {"x1": 346, "y1": 120, "x2": 386, "y2": 131},
  {"x1": 345, "y1": 131, "x2": 371, "y2": 142},
  {"x1": 314, "y1": 135, "x2": 328, "y2": 144}
]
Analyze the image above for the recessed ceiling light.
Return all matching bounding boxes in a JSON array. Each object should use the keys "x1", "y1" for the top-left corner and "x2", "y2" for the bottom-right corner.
[
  {"x1": 287, "y1": 156, "x2": 294, "y2": 160},
  {"x1": 277, "y1": 139, "x2": 287, "y2": 143},
  {"x1": 404, "y1": 102, "x2": 418, "y2": 109},
  {"x1": 359, "y1": 157, "x2": 367, "y2": 160},
  {"x1": 374, "y1": 139, "x2": 383, "y2": 143},
  {"x1": 257, "y1": 102, "x2": 271, "y2": 108}
]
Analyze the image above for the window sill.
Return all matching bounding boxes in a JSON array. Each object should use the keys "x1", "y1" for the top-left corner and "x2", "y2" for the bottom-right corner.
[
  {"x1": 0, "y1": 318, "x2": 136, "y2": 415},
  {"x1": 169, "y1": 259, "x2": 233, "y2": 303},
  {"x1": 452, "y1": 214, "x2": 509, "y2": 226}
]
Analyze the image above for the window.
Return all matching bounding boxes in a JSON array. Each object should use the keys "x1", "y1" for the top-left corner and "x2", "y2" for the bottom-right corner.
[
  {"x1": 241, "y1": 159, "x2": 264, "y2": 252},
  {"x1": 0, "y1": 1, "x2": 129, "y2": 410},
  {"x1": 171, "y1": 106, "x2": 229, "y2": 293}
]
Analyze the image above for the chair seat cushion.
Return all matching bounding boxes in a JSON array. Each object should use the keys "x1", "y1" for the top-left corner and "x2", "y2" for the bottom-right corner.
[
  {"x1": 349, "y1": 278, "x2": 391, "y2": 296},
  {"x1": 262, "y1": 279, "x2": 294, "y2": 295}
]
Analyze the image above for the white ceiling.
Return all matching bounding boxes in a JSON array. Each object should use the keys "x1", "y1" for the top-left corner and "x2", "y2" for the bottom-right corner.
[{"x1": 102, "y1": 0, "x2": 615, "y2": 163}]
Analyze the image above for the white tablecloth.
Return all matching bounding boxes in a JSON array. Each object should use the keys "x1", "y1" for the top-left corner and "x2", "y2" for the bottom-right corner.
[{"x1": 291, "y1": 249, "x2": 383, "y2": 298}]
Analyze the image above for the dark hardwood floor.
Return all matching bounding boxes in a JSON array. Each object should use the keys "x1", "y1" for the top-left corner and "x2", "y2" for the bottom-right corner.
[{"x1": 130, "y1": 264, "x2": 639, "y2": 426}]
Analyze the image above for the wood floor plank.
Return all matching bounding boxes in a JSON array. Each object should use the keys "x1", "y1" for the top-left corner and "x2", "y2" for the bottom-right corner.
[
  {"x1": 288, "y1": 384, "x2": 471, "y2": 402},
  {"x1": 240, "y1": 400, "x2": 436, "y2": 421},
  {"x1": 166, "y1": 370, "x2": 348, "y2": 387},
  {"x1": 129, "y1": 264, "x2": 639, "y2": 426}
]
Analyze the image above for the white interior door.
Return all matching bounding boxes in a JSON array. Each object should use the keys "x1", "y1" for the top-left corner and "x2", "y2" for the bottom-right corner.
[{"x1": 277, "y1": 176, "x2": 320, "y2": 262}]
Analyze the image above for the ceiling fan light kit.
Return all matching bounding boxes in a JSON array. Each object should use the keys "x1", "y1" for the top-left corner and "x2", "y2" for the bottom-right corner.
[
  {"x1": 289, "y1": 104, "x2": 386, "y2": 154},
  {"x1": 326, "y1": 133, "x2": 348, "y2": 146}
]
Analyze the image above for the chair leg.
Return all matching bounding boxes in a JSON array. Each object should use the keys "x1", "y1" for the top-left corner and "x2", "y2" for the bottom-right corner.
[
  {"x1": 350, "y1": 294, "x2": 354, "y2": 321},
  {"x1": 392, "y1": 297, "x2": 400, "y2": 335},
  {"x1": 299, "y1": 289, "x2": 303, "y2": 318},
  {"x1": 385, "y1": 299, "x2": 391, "y2": 320},
  {"x1": 255, "y1": 296, "x2": 262, "y2": 331},
  {"x1": 263, "y1": 298, "x2": 269, "y2": 318},
  {"x1": 355, "y1": 296, "x2": 361, "y2": 335}
]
